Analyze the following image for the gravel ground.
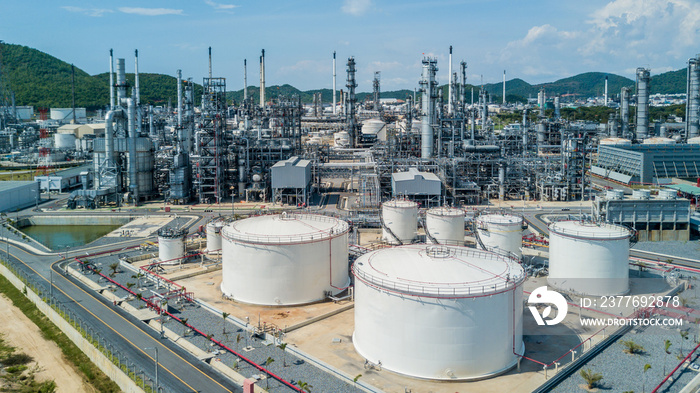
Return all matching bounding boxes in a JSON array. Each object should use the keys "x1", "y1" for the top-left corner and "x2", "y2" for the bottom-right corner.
[
  {"x1": 74, "y1": 255, "x2": 358, "y2": 393},
  {"x1": 632, "y1": 241, "x2": 700, "y2": 260}
]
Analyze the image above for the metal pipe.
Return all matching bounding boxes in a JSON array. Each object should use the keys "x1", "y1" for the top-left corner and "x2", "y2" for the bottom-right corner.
[
  {"x1": 243, "y1": 59, "x2": 247, "y2": 101},
  {"x1": 448, "y1": 46, "x2": 453, "y2": 115},
  {"x1": 333, "y1": 51, "x2": 337, "y2": 115},
  {"x1": 621, "y1": 87, "x2": 630, "y2": 136},
  {"x1": 503, "y1": 70, "x2": 506, "y2": 105},
  {"x1": 104, "y1": 110, "x2": 118, "y2": 168},
  {"x1": 604, "y1": 76, "x2": 608, "y2": 107},
  {"x1": 176, "y1": 70, "x2": 182, "y2": 127},
  {"x1": 109, "y1": 49, "x2": 115, "y2": 110},
  {"x1": 420, "y1": 57, "x2": 438, "y2": 159},
  {"x1": 260, "y1": 49, "x2": 266, "y2": 109},
  {"x1": 135, "y1": 49, "x2": 140, "y2": 105},
  {"x1": 116, "y1": 58, "x2": 127, "y2": 104},
  {"x1": 127, "y1": 98, "x2": 139, "y2": 205},
  {"x1": 208, "y1": 46, "x2": 212, "y2": 79}
]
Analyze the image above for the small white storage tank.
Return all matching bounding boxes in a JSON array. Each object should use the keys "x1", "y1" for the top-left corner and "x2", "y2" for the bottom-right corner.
[
  {"x1": 361, "y1": 119, "x2": 386, "y2": 135},
  {"x1": 658, "y1": 189, "x2": 677, "y2": 199},
  {"x1": 643, "y1": 137, "x2": 676, "y2": 144},
  {"x1": 54, "y1": 133, "x2": 76, "y2": 149},
  {"x1": 475, "y1": 213, "x2": 523, "y2": 259},
  {"x1": 381, "y1": 199, "x2": 418, "y2": 244},
  {"x1": 632, "y1": 189, "x2": 651, "y2": 200},
  {"x1": 605, "y1": 189, "x2": 624, "y2": 200},
  {"x1": 426, "y1": 207, "x2": 465, "y2": 245},
  {"x1": 548, "y1": 221, "x2": 631, "y2": 296},
  {"x1": 353, "y1": 245, "x2": 525, "y2": 380},
  {"x1": 206, "y1": 219, "x2": 226, "y2": 253},
  {"x1": 221, "y1": 213, "x2": 349, "y2": 305},
  {"x1": 157, "y1": 227, "x2": 187, "y2": 264}
]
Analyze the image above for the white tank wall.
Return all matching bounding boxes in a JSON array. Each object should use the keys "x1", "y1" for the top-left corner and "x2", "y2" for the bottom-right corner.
[
  {"x1": 221, "y1": 214, "x2": 349, "y2": 305},
  {"x1": 158, "y1": 235, "x2": 185, "y2": 263},
  {"x1": 352, "y1": 246, "x2": 525, "y2": 380},
  {"x1": 54, "y1": 133, "x2": 76, "y2": 149},
  {"x1": 426, "y1": 207, "x2": 465, "y2": 245},
  {"x1": 548, "y1": 221, "x2": 630, "y2": 296},
  {"x1": 206, "y1": 220, "x2": 225, "y2": 252},
  {"x1": 382, "y1": 200, "x2": 417, "y2": 244},
  {"x1": 476, "y1": 213, "x2": 523, "y2": 259}
]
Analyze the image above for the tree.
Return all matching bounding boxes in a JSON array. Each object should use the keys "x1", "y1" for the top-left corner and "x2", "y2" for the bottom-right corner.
[
  {"x1": 108, "y1": 262, "x2": 119, "y2": 277},
  {"x1": 278, "y1": 342, "x2": 287, "y2": 367},
  {"x1": 222, "y1": 312, "x2": 230, "y2": 334},
  {"x1": 125, "y1": 282, "x2": 135, "y2": 291},
  {"x1": 579, "y1": 368, "x2": 603, "y2": 389},
  {"x1": 664, "y1": 339, "x2": 672, "y2": 374},
  {"x1": 297, "y1": 380, "x2": 312, "y2": 393},
  {"x1": 264, "y1": 357, "x2": 274, "y2": 388},
  {"x1": 680, "y1": 330, "x2": 689, "y2": 357},
  {"x1": 132, "y1": 272, "x2": 144, "y2": 288},
  {"x1": 621, "y1": 340, "x2": 645, "y2": 355},
  {"x1": 643, "y1": 363, "x2": 651, "y2": 393},
  {"x1": 353, "y1": 374, "x2": 362, "y2": 391}
]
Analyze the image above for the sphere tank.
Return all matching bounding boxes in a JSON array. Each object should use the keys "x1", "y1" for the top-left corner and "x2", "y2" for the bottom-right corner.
[
  {"x1": 221, "y1": 213, "x2": 349, "y2": 305},
  {"x1": 548, "y1": 221, "x2": 631, "y2": 296},
  {"x1": 475, "y1": 213, "x2": 523, "y2": 259},
  {"x1": 353, "y1": 245, "x2": 525, "y2": 380},
  {"x1": 426, "y1": 207, "x2": 465, "y2": 245},
  {"x1": 381, "y1": 200, "x2": 417, "y2": 244}
]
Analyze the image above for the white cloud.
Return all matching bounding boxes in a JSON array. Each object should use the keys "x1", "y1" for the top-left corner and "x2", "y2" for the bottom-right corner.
[
  {"x1": 341, "y1": 0, "x2": 372, "y2": 16},
  {"x1": 204, "y1": 0, "x2": 238, "y2": 11},
  {"x1": 118, "y1": 7, "x2": 183, "y2": 16},
  {"x1": 62, "y1": 6, "x2": 113, "y2": 17}
]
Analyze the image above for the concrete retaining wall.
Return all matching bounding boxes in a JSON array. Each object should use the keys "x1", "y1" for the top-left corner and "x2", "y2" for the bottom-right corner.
[
  {"x1": 0, "y1": 263, "x2": 144, "y2": 393},
  {"x1": 17, "y1": 215, "x2": 133, "y2": 227}
]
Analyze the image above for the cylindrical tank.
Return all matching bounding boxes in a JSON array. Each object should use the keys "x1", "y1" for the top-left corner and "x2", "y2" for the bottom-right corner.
[
  {"x1": 632, "y1": 189, "x2": 651, "y2": 200},
  {"x1": 206, "y1": 219, "x2": 226, "y2": 253},
  {"x1": 381, "y1": 200, "x2": 418, "y2": 244},
  {"x1": 54, "y1": 133, "x2": 76, "y2": 149},
  {"x1": 643, "y1": 137, "x2": 675, "y2": 145},
  {"x1": 158, "y1": 227, "x2": 188, "y2": 264},
  {"x1": 476, "y1": 213, "x2": 523, "y2": 259},
  {"x1": 220, "y1": 213, "x2": 349, "y2": 305},
  {"x1": 658, "y1": 189, "x2": 677, "y2": 199},
  {"x1": 548, "y1": 221, "x2": 631, "y2": 296},
  {"x1": 636, "y1": 68, "x2": 650, "y2": 140},
  {"x1": 426, "y1": 207, "x2": 465, "y2": 245},
  {"x1": 353, "y1": 245, "x2": 525, "y2": 380},
  {"x1": 606, "y1": 189, "x2": 624, "y2": 200},
  {"x1": 361, "y1": 119, "x2": 386, "y2": 135}
]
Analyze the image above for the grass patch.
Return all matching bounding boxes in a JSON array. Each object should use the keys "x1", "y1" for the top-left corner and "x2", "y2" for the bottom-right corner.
[{"x1": 0, "y1": 273, "x2": 120, "y2": 392}]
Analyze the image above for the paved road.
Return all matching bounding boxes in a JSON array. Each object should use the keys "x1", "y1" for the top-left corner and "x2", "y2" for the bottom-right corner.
[{"x1": 2, "y1": 211, "x2": 241, "y2": 393}]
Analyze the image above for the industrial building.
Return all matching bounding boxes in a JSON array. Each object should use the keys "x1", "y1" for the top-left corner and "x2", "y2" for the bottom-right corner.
[
  {"x1": 34, "y1": 164, "x2": 92, "y2": 193},
  {"x1": 0, "y1": 181, "x2": 39, "y2": 212},
  {"x1": 271, "y1": 156, "x2": 312, "y2": 205},
  {"x1": 592, "y1": 144, "x2": 700, "y2": 185}
]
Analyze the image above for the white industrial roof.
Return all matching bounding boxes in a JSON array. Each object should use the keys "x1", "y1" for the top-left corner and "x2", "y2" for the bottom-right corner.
[
  {"x1": 391, "y1": 168, "x2": 440, "y2": 182},
  {"x1": 427, "y1": 207, "x2": 465, "y2": 217},
  {"x1": 223, "y1": 213, "x2": 348, "y2": 244},
  {"x1": 353, "y1": 245, "x2": 524, "y2": 297},
  {"x1": 272, "y1": 156, "x2": 311, "y2": 168},
  {"x1": 549, "y1": 220, "x2": 630, "y2": 240}
]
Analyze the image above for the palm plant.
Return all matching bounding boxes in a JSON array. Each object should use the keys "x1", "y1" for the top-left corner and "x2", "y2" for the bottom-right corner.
[
  {"x1": 222, "y1": 312, "x2": 230, "y2": 334},
  {"x1": 278, "y1": 343, "x2": 287, "y2": 367},
  {"x1": 643, "y1": 363, "x2": 651, "y2": 393},
  {"x1": 108, "y1": 262, "x2": 119, "y2": 276},
  {"x1": 621, "y1": 340, "x2": 645, "y2": 355},
  {"x1": 579, "y1": 368, "x2": 603, "y2": 390},
  {"x1": 297, "y1": 380, "x2": 312, "y2": 392},
  {"x1": 664, "y1": 339, "x2": 672, "y2": 374}
]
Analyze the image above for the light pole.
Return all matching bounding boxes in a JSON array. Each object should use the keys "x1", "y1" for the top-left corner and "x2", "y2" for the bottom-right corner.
[{"x1": 145, "y1": 347, "x2": 159, "y2": 392}]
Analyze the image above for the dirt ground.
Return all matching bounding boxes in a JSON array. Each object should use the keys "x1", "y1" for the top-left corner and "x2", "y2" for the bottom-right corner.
[{"x1": 0, "y1": 294, "x2": 93, "y2": 393}]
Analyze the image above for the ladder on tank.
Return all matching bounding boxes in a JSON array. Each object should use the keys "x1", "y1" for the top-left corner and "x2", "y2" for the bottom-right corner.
[
  {"x1": 379, "y1": 211, "x2": 403, "y2": 245},
  {"x1": 420, "y1": 218, "x2": 440, "y2": 245}
]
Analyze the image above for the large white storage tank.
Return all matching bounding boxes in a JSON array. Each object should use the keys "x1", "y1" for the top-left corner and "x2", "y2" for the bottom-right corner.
[
  {"x1": 361, "y1": 119, "x2": 386, "y2": 135},
  {"x1": 381, "y1": 200, "x2": 418, "y2": 244},
  {"x1": 206, "y1": 219, "x2": 226, "y2": 253},
  {"x1": 158, "y1": 227, "x2": 187, "y2": 264},
  {"x1": 548, "y1": 221, "x2": 631, "y2": 296},
  {"x1": 54, "y1": 132, "x2": 77, "y2": 149},
  {"x1": 353, "y1": 245, "x2": 525, "y2": 380},
  {"x1": 475, "y1": 213, "x2": 524, "y2": 259},
  {"x1": 220, "y1": 213, "x2": 349, "y2": 306},
  {"x1": 426, "y1": 207, "x2": 465, "y2": 245}
]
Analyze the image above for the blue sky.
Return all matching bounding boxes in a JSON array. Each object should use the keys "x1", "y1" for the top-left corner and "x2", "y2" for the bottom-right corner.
[{"x1": 2, "y1": 0, "x2": 699, "y2": 92}]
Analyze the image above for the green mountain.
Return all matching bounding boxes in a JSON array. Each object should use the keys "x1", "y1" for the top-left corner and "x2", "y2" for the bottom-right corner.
[{"x1": 0, "y1": 42, "x2": 693, "y2": 112}]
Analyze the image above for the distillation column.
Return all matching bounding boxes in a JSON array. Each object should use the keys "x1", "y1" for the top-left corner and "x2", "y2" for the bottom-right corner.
[
  {"x1": 346, "y1": 57, "x2": 358, "y2": 146},
  {"x1": 419, "y1": 57, "x2": 438, "y2": 159},
  {"x1": 621, "y1": 87, "x2": 630, "y2": 137},
  {"x1": 635, "y1": 68, "x2": 650, "y2": 140},
  {"x1": 687, "y1": 56, "x2": 700, "y2": 139}
]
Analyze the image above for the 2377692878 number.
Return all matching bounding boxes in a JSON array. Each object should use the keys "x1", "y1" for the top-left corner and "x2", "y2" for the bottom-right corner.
[{"x1": 598, "y1": 295, "x2": 680, "y2": 308}]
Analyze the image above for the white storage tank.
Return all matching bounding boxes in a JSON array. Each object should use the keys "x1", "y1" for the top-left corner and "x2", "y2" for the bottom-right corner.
[
  {"x1": 353, "y1": 245, "x2": 525, "y2": 380},
  {"x1": 220, "y1": 213, "x2": 349, "y2": 306},
  {"x1": 426, "y1": 207, "x2": 465, "y2": 245},
  {"x1": 206, "y1": 219, "x2": 226, "y2": 253},
  {"x1": 158, "y1": 227, "x2": 188, "y2": 264},
  {"x1": 605, "y1": 189, "x2": 624, "y2": 200},
  {"x1": 361, "y1": 119, "x2": 386, "y2": 135},
  {"x1": 658, "y1": 189, "x2": 677, "y2": 199},
  {"x1": 381, "y1": 199, "x2": 418, "y2": 244},
  {"x1": 54, "y1": 133, "x2": 76, "y2": 149},
  {"x1": 548, "y1": 221, "x2": 631, "y2": 296},
  {"x1": 632, "y1": 189, "x2": 651, "y2": 200},
  {"x1": 475, "y1": 213, "x2": 523, "y2": 259}
]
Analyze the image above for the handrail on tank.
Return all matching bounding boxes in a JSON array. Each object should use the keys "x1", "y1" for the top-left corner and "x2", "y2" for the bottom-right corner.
[{"x1": 549, "y1": 220, "x2": 633, "y2": 239}]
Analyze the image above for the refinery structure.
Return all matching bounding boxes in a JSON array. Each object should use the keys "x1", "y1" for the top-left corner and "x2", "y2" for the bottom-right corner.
[{"x1": 0, "y1": 42, "x2": 700, "y2": 393}]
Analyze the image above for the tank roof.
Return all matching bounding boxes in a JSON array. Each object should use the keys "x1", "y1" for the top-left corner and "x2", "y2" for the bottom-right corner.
[
  {"x1": 353, "y1": 245, "x2": 524, "y2": 297},
  {"x1": 549, "y1": 220, "x2": 630, "y2": 240},
  {"x1": 427, "y1": 207, "x2": 465, "y2": 217},
  {"x1": 223, "y1": 213, "x2": 348, "y2": 244},
  {"x1": 478, "y1": 213, "x2": 522, "y2": 225},
  {"x1": 383, "y1": 199, "x2": 418, "y2": 209}
]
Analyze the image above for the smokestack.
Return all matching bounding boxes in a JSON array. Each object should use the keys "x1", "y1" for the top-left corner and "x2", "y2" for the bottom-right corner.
[
  {"x1": 135, "y1": 49, "x2": 140, "y2": 105},
  {"x1": 686, "y1": 55, "x2": 700, "y2": 139},
  {"x1": 71, "y1": 64, "x2": 76, "y2": 123},
  {"x1": 636, "y1": 67, "x2": 650, "y2": 140},
  {"x1": 554, "y1": 96, "x2": 560, "y2": 119},
  {"x1": 208, "y1": 47, "x2": 212, "y2": 78},
  {"x1": 333, "y1": 51, "x2": 337, "y2": 115},
  {"x1": 604, "y1": 76, "x2": 608, "y2": 107},
  {"x1": 177, "y1": 69, "x2": 182, "y2": 127},
  {"x1": 243, "y1": 59, "x2": 247, "y2": 101},
  {"x1": 621, "y1": 87, "x2": 630, "y2": 136},
  {"x1": 116, "y1": 58, "x2": 127, "y2": 103},
  {"x1": 260, "y1": 49, "x2": 266, "y2": 109},
  {"x1": 109, "y1": 49, "x2": 115, "y2": 110},
  {"x1": 503, "y1": 70, "x2": 506, "y2": 105},
  {"x1": 448, "y1": 46, "x2": 453, "y2": 115}
]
